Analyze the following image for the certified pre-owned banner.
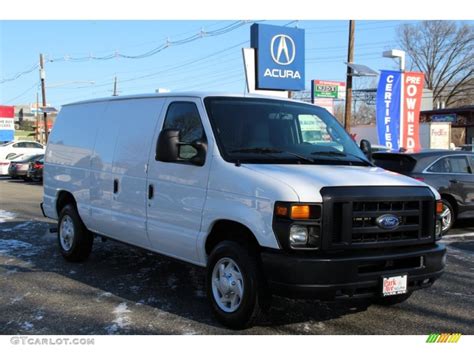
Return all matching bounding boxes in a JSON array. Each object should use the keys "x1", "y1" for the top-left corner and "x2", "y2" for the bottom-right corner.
[
  {"x1": 401, "y1": 72, "x2": 424, "y2": 151},
  {"x1": 376, "y1": 70, "x2": 424, "y2": 151},
  {"x1": 376, "y1": 70, "x2": 401, "y2": 150}
]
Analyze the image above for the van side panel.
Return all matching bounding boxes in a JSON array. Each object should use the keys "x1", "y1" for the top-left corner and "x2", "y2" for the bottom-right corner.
[
  {"x1": 92, "y1": 98, "x2": 165, "y2": 248},
  {"x1": 87, "y1": 100, "x2": 119, "y2": 235},
  {"x1": 43, "y1": 102, "x2": 104, "y2": 222}
]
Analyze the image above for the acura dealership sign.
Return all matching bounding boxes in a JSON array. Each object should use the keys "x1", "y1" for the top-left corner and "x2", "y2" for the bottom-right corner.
[{"x1": 250, "y1": 24, "x2": 305, "y2": 91}]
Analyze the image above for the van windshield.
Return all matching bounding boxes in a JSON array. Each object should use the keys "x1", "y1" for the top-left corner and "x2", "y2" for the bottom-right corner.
[{"x1": 204, "y1": 97, "x2": 370, "y2": 166}]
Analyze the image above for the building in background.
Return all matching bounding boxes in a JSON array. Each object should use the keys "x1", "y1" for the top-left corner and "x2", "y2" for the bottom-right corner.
[{"x1": 421, "y1": 105, "x2": 474, "y2": 146}]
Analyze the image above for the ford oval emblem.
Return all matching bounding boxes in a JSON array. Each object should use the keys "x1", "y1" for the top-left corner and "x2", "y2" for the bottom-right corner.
[{"x1": 376, "y1": 214, "x2": 400, "y2": 230}]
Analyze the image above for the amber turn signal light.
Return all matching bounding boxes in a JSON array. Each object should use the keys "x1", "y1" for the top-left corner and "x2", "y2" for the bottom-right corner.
[
  {"x1": 436, "y1": 201, "x2": 443, "y2": 214},
  {"x1": 291, "y1": 205, "x2": 311, "y2": 219},
  {"x1": 275, "y1": 205, "x2": 289, "y2": 217}
]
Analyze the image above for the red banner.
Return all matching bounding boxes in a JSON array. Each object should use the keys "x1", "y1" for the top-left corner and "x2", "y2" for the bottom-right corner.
[{"x1": 401, "y1": 72, "x2": 424, "y2": 151}]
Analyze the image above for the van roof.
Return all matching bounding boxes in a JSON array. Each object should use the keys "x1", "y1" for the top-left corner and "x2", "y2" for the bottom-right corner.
[{"x1": 62, "y1": 92, "x2": 302, "y2": 107}]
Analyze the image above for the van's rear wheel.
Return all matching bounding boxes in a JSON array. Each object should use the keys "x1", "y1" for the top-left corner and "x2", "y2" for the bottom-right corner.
[
  {"x1": 58, "y1": 204, "x2": 93, "y2": 262},
  {"x1": 206, "y1": 241, "x2": 267, "y2": 329}
]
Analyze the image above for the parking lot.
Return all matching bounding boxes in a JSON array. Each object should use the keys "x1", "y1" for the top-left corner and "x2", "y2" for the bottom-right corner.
[{"x1": 0, "y1": 176, "x2": 473, "y2": 335}]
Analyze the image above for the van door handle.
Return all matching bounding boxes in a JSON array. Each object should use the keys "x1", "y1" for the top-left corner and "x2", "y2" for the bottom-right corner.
[
  {"x1": 450, "y1": 179, "x2": 459, "y2": 184},
  {"x1": 148, "y1": 184, "x2": 154, "y2": 199},
  {"x1": 113, "y1": 179, "x2": 119, "y2": 193}
]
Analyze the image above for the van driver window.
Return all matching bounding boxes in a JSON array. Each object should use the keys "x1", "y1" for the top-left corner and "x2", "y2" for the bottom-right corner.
[{"x1": 163, "y1": 102, "x2": 206, "y2": 143}]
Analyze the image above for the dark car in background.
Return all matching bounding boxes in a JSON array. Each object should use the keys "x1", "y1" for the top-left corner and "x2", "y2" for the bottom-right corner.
[
  {"x1": 8, "y1": 154, "x2": 44, "y2": 180},
  {"x1": 26, "y1": 156, "x2": 44, "y2": 182},
  {"x1": 373, "y1": 150, "x2": 474, "y2": 232}
]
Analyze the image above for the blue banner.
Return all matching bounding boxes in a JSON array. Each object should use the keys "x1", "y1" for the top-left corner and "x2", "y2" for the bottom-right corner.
[
  {"x1": 376, "y1": 70, "x2": 401, "y2": 150},
  {"x1": 251, "y1": 24, "x2": 305, "y2": 91}
]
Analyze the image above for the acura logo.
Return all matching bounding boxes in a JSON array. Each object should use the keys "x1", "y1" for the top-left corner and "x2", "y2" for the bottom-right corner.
[
  {"x1": 375, "y1": 214, "x2": 401, "y2": 230},
  {"x1": 270, "y1": 34, "x2": 296, "y2": 65}
]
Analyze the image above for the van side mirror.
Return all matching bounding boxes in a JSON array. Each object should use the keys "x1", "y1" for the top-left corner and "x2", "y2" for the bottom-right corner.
[
  {"x1": 360, "y1": 139, "x2": 372, "y2": 160},
  {"x1": 156, "y1": 129, "x2": 180, "y2": 162},
  {"x1": 156, "y1": 129, "x2": 207, "y2": 166}
]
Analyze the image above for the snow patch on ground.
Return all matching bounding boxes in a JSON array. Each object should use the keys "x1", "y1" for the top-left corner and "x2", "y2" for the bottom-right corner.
[
  {"x1": 10, "y1": 221, "x2": 35, "y2": 230},
  {"x1": 0, "y1": 239, "x2": 40, "y2": 258},
  {"x1": 9, "y1": 292, "x2": 30, "y2": 305},
  {"x1": 95, "y1": 291, "x2": 113, "y2": 302},
  {"x1": 20, "y1": 321, "x2": 34, "y2": 331},
  {"x1": 447, "y1": 245, "x2": 474, "y2": 261},
  {"x1": 0, "y1": 210, "x2": 17, "y2": 223},
  {"x1": 34, "y1": 309, "x2": 45, "y2": 321},
  {"x1": 105, "y1": 302, "x2": 132, "y2": 335}
]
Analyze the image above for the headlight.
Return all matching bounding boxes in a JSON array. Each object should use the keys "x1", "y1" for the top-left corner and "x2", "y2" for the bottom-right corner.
[
  {"x1": 289, "y1": 225, "x2": 321, "y2": 249},
  {"x1": 274, "y1": 202, "x2": 322, "y2": 250},
  {"x1": 289, "y1": 225, "x2": 308, "y2": 247}
]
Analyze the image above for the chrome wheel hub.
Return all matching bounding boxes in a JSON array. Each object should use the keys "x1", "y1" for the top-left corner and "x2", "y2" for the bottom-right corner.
[
  {"x1": 440, "y1": 204, "x2": 452, "y2": 232},
  {"x1": 59, "y1": 215, "x2": 75, "y2": 251},
  {"x1": 211, "y1": 257, "x2": 244, "y2": 313}
]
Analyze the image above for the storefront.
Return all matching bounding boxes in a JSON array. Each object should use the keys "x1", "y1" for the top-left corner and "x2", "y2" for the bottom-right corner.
[{"x1": 420, "y1": 106, "x2": 474, "y2": 146}]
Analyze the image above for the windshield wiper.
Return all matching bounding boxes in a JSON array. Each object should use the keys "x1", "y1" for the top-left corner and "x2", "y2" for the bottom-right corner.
[
  {"x1": 311, "y1": 150, "x2": 372, "y2": 165},
  {"x1": 230, "y1": 147, "x2": 315, "y2": 163}
]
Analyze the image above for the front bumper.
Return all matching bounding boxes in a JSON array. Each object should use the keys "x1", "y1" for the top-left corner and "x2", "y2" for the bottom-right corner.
[{"x1": 261, "y1": 243, "x2": 446, "y2": 300}]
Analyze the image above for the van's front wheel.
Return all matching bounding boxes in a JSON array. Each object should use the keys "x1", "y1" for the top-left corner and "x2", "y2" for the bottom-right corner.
[
  {"x1": 58, "y1": 204, "x2": 93, "y2": 262},
  {"x1": 206, "y1": 241, "x2": 267, "y2": 329}
]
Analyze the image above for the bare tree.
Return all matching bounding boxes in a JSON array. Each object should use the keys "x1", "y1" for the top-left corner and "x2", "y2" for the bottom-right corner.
[{"x1": 398, "y1": 21, "x2": 474, "y2": 107}]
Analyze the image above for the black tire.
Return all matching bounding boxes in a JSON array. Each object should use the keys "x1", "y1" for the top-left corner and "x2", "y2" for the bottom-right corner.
[
  {"x1": 57, "y1": 204, "x2": 93, "y2": 262},
  {"x1": 206, "y1": 241, "x2": 268, "y2": 329},
  {"x1": 441, "y1": 198, "x2": 455, "y2": 233},
  {"x1": 374, "y1": 292, "x2": 412, "y2": 306}
]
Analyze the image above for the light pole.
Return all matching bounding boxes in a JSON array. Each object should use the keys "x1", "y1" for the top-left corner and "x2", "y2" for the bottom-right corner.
[{"x1": 383, "y1": 49, "x2": 406, "y2": 72}]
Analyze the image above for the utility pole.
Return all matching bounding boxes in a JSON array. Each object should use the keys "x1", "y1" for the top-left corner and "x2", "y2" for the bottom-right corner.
[
  {"x1": 39, "y1": 54, "x2": 48, "y2": 143},
  {"x1": 35, "y1": 91, "x2": 40, "y2": 142},
  {"x1": 344, "y1": 20, "x2": 355, "y2": 132},
  {"x1": 112, "y1": 76, "x2": 118, "y2": 96}
]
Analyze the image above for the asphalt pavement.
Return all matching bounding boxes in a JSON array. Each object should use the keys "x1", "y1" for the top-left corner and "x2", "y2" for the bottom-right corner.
[{"x1": 0, "y1": 177, "x2": 473, "y2": 334}]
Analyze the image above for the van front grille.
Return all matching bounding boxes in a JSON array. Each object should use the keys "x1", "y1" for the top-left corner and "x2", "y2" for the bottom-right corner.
[{"x1": 320, "y1": 186, "x2": 436, "y2": 250}]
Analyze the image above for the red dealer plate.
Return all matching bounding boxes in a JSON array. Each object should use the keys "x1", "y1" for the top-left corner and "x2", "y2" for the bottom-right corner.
[{"x1": 382, "y1": 275, "x2": 407, "y2": 296}]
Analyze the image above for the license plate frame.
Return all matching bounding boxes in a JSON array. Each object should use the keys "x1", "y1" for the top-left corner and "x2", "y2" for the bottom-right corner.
[{"x1": 382, "y1": 274, "x2": 408, "y2": 297}]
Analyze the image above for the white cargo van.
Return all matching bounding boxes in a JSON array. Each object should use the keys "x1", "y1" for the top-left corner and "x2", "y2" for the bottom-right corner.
[{"x1": 42, "y1": 93, "x2": 446, "y2": 328}]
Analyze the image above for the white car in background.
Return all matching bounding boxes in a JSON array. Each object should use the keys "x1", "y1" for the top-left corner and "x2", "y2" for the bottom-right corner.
[
  {"x1": 0, "y1": 153, "x2": 24, "y2": 175},
  {"x1": 0, "y1": 141, "x2": 45, "y2": 161}
]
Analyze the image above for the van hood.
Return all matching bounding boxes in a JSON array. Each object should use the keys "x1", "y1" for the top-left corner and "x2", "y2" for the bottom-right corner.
[{"x1": 243, "y1": 164, "x2": 439, "y2": 202}]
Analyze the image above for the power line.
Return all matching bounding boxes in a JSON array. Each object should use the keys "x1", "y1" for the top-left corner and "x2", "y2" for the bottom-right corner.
[
  {"x1": 0, "y1": 64, "x2": 39, "y2": 84},
  {"x1": 0, "y1": 21, "x2": 253, "y2": 86},
  {"x1": 47, "y1": 21, "x2": 251, "y2": 63},
  {"x1": 4, "y1": 81, "x2": 39, "y2": 103}
]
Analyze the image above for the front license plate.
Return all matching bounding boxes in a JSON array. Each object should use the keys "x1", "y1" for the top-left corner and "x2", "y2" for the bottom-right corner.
[{"x1": 382, "y1": 275, "x2": 407, "y2": 296}]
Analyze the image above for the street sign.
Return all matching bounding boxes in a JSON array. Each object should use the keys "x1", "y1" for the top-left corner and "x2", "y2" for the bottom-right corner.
[
  {"x1": 431, "y1": 114, "x2": 457, "y2": 123},
  {"x1": 312, "y1": 80, "x2": 346, "y2": 99},
  {"x1": 313, "y1": 98, "x2": 335, "y2": 115},
  {"x1": 250, "y1": 24, "x2": 305, "y2": 91}
]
